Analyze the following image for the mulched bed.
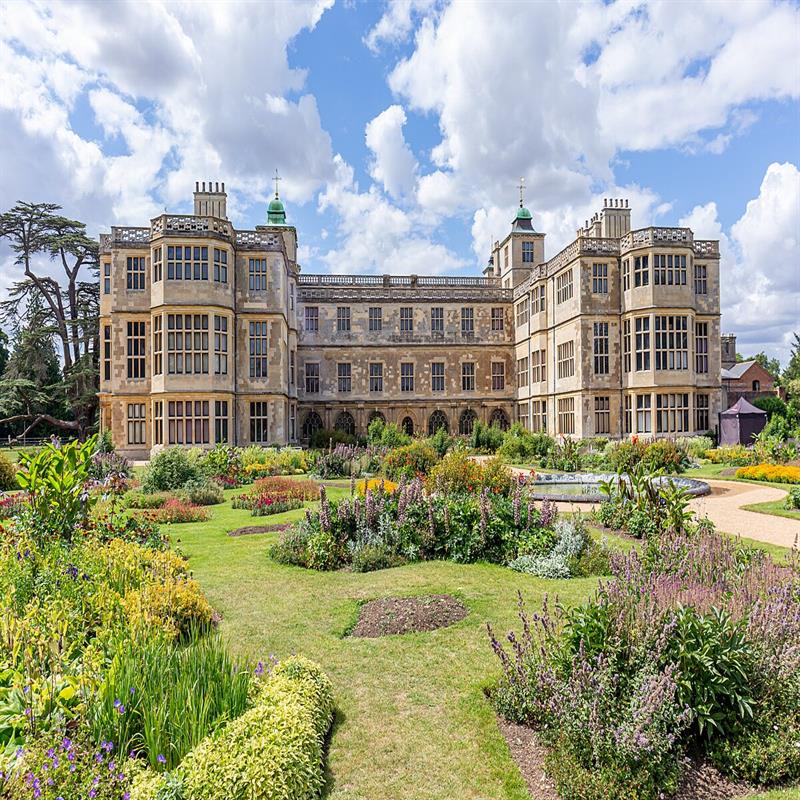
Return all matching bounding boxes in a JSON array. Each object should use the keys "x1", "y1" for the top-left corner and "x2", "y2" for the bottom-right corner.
[
  {"x1": 348, "y1": 594, "x2": 467, "y2": 638},
  {"x1": 228, "y1": 524, "x2": 291, "y2": 537},
  {"x1": 497, "y1": 718, "x2": 753, "y2": 800}
]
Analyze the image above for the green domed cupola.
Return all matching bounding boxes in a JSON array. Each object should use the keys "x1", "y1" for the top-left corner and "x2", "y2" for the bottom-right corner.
[
  {"x1": 267, "y1": 169, "x2": 287, "y2": 225},
  {"x1": 516, "y1": 205, "x2": 532, "y2": 220}
]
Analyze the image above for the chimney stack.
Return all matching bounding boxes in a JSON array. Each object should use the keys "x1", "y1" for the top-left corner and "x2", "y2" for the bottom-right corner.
[{"x1": 193, "y1": 180, "x2": 228, "y2": 219}]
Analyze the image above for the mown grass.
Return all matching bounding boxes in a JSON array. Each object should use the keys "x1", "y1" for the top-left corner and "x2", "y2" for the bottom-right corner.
[
  {"x1": 741, "y1": 498, "x2": 800, "y2": 523},
  {"x1": 167, "y1": 483, "x2": 798, "y2": 800}
]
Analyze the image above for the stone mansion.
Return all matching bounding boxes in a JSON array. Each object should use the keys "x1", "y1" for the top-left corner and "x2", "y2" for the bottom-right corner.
[{"x1": 99, "y1": 182, "x2": 722, "y2": 459}]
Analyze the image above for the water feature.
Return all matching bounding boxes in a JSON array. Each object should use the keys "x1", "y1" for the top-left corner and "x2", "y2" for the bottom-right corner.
[{"x1": 526, "y1": 472, "x2": 711, "y2": 503}]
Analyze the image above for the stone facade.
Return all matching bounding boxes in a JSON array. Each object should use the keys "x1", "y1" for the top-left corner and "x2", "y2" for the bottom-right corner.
[{"x1": 99, "y1": 185, "x2": 722, "y2": 459}]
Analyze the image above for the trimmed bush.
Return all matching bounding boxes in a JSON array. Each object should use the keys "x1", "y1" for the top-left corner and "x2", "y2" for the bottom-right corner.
[
  {"x1": 0, "y1": 452, "x2": 17, "y2": 491},
  {"x1": 180, "y1": 477, "x2": 225, "y2": 506},
  {"x1": 498, "y1": 425, "x2": 553, "y2": 463},
  {"x1": 143, "y1": 447, "x2": 201, "y2": 492},
  {"x1": 382, "y1": 440, "x2": 439, "y2": 479}
]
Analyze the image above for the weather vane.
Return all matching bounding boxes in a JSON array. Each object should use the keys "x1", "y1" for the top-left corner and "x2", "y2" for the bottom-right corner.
[
  {"x1": 518, "y1": 176, "x2": 526, "y2": 208},
  {"x1": 273, "y1": 168, "x2": 281, "y2": 198}
]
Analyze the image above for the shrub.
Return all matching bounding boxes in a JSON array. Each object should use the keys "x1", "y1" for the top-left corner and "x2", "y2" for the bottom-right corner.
[
  {"x1": 242, "y1": 448, "x2": 310, "y2": 477},
  {"x1": 313, "y1": 444, "x2": 368, "y2": 478},
  {"x1": 426, "y1": 448, "x2": 483, "y2": 495},
  {"x1": 142, "y1": 447, "x2": 200, "y2": 492},
  {"x1": 753, "y1": 395, "x2": 788, "y2": 419},
  {"x1": 90, "y1": 449, "x2": 132, "y2": 481},
  {"x1": 91, "y1": 510, "x2": 168, "y2": 550},
  {"x1": 736, "y1": 464, "x2": 800, "y2": 484},
  {"x1": 382, "y1": 440, "x2": 439, "y2": 479},
  {"x1": 92, "y1": 630, "x2": 251, "y2": 770},
  {"x1": 705, "y1": 444, "x2": 754, "y2": 466},
  {"x1": 676, "y1": 435, "x2": 714, "y2": 460},
  {"x1": 752, "y1": 430, "x2": 796, "y2": 463},
  {"x1": 605, "y1": 438, "x2": 648, "y2": 473},
  {"x1": 123, "y1": 576, "x2": 214, "y2": 639},
  {"x1": 427, "y1": 426, "x2": 453, "y2": 458},
  {"x1": 232, "y1": 477, "x2": 319, "y2": 512},
  {"x1": 508, "y1": 518, "x2": 588, "y2": 579},
  {"x1": 545, "y1": 437, "x2": 583, "y2": 471},
  {"x1": 309, "y1": 427, "x2": 357, "y2": 448},
  {"x1": 760, "y1": 413, "x2": 794, "y2": 443},
  {"x1": 180, "y1": 477, "x2": 225, "y2": 506},
  {"x1": 367, "y1": 418, "x2": 411, "y2": 448},
  {"x1": 125, "y1": 490, "x2": 171, "y2": 509},
  {"x1": 641, "y1": 439, "x2": 688, "y2": 473},
  {"x1": 201, "y1": 444, "x2": 242, "y2": 481},
  {"x1": 786, "y1": 486, "x2": 800, "y2": 510},
  {"x1": 0, "y1": 452, "x2": 18, "y2": 490},
  {"x1": 470, "y1": 420, "x2": 505, "y2": 453},
  {"x1": 144, "y1": 498, "x2": 211, "y2": 523}
]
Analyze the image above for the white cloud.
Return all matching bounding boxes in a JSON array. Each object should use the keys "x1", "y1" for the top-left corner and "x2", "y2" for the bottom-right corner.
[
  {"x1": 364, "y1": 0, "x2": 438, "y2": 53},
  {"x1": 680, "y1": 162, "x2": 800, "y2": 362},
  {"x1": 365, "y1": 105, "x2": 418, "y2": 199}
]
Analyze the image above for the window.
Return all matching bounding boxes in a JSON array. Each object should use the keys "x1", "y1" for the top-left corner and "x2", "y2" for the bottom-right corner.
[
  {"x1": 504, "y1": 246, "x2": 509, "y2": 270},
  {"x1": 250, "y1": 402, "x2": 269, "y2": 443},
  {"x1": 304, "y1": 362, "x2": 320, "y2": 394},
  {"x1": 289, "y1": 404, "x2": 296, "y2": 441},
  {"x1": 153, "y1": 247, "x2": 162, "y2": 282},
  {"x1": 461, "y1": 307, "x2": 474, "y2": 335},
  {"x1": 522, "y1": 241, "x2": 535, "y2": 263},
  {"x1": 491, "y1": 307, "x2": 504, "y2": 331},
  {"x1": 304, "y1": 306, "x2": 318, "y2": 333},
  {"x1": 531, "y1": 284, "x2": 546, "y2": 314},
  {"x1": 127, "y1": 403, "x2": 146, "y2": 445},
  {"x1": 249, "y1": 321, "x2": 268, "y2": 378},
  {"x1": 518, "y1": 402, "x2": 529, "y2": 430},
  {"x1": 515, "y1": 300, "x2": 529, "y2": 328},
  {"x1": 400, "y1": 307, "x2": 413, "y2": 332},
  {"x1": 335, "y1": 411, "x2": 355, "y2": 436},
  {"x1": 624, "y1": 395, "x2": 632, "y2": 435},
  {"x1": 337, "y1": 362, "x2": 351, "y2": 393},
  {"x1": 654, "y1": 315, "x2": 688, "y2": 370},
  {"x1": 290, "y1": 350, "x2": 295, "y2": 386},
  {"x1": 635, "y1": 316, "x2": 650, "y2": 371},
  {"x1": 249, "y1": 258, "x2": 267, "y2": 291},
  {"x1": 695, "y1": 394, "x2": 709, "y2": 431},
  {"x1": 556, "y1": 269, "x2": 573, "y2": 304},
  {"x1": 103, "y1": 262, "x2": 111, "y2": 294},
  {"x1": 215, "y1": 400, "x2": 229, "y2": 443},
  {"x1": 657, "y1": 393, "x2": 689, "y2": 433},
  {"x1": 400, "y1": 362, "x2": 414, "y2": 392},
  {"x1": 593, "y1": 322, "x2": 609, "y2": 375},
  {"x1": 167, "y1": 246, "x2": 208, "y2": 280},
  {"x1": 491, "y1": 362, "x2": 505, "y2": 391},
  {"x1": 336, "y1": 306, "x2": 351, "y2": 332},
  {"x1": 213, "y1": 248, "x2": 228, "y2": 283},
  {"x1": 531, "y1": 349, "x2": 542, "y2": 383},
  {"x1": 653, "y1": 254, "x2": 687, "y2": 286},
  {"x1": 168, "y1": 400, "x2": 210, "y2": 445},
  {"x1": 461, "y1": 362, "x2": 475, "y2": 391},
  {"x1": 289, "y1": 283, "x2": 294, "y2": 311},
  {"x1": 540, "y1": 349, "x2": 547, "y2": 383},
  {"x1": 592, "y1": 263, "x2": 608, "y2": 294},
  {"x1": 369, "y1": 306, "x2": 382, "y2": 332},
  {"x1": 127, "y1": 257, "x2": 146, "y2": 290},
  {"x1": 636, "y1": 394, "x2": 652, "y2": 433},
  {"x1": 517, "y1": 356, "x2": 529, "y2": 388},
  {"x1": 622, "y1": 259, "x2": 630, "y2": 291},
  {"x1": 623, "y1": 319, "x2": 631, "y2": 373},
  {"x1": 153, "y1": 400, "x2": 163, "y2": 445},
  {"x1": 594, "y1": 396, "x2": 610, "y2": 434},
  {"x1": 633, "y1": 255, "x2": 649, "y2": 287},
  {"x1": 303, "y1": 411, "x2": 323, "y2": 439},
  {"x1": 152, "y1": 315, "x2": 162, "y2": 376},
  {"x1": 431, "y1": 362, "x2": 445, "y2": 392},
  {"x1": 558, "y1": 397, "x2": 575, "y2": 435},
  {"x1": 214, "y1": 315, "x2": 228, "y2": 375},
  {"x1": 695, "y1": 322, "x2": 709, "y2": 374},
  {"x1": 557, "y1": 341, "x2": 575, "y2": 379},
  {"x1": 694, "y1": 264, "x2": 707, "y2": 295},
  {"x1": 103, "y1": 324, "x2": 112, "y2": 381},
  {"x1": 166, "y1": 314, "x2": 209, "y2": 374},
  {"x1": 428, "y1": 410, "x2": 448, "y2": 434},
  {"x1": 459, "y1": 408, "x2": 477, "y2": 435},
  {"x1": 127, "y1": 321, "x2": 146, "y2": 379},
  {"x1": 431, "y1": 307, "x2": 444, "y2": 333},
  {"x1": 532, "y1": 400, "x2": 547, "y2": 432},
  {"x1": 369, "y1": 362, "x2": 383, "y2": 392}
]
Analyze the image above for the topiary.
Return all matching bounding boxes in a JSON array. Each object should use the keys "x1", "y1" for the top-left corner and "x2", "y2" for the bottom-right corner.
[
  {"x1": 0, "y1": 452, "x2": 17, "y2": 491},
  {"x1": 142, "y1": 447, "x2": 201, "y2": 492}
]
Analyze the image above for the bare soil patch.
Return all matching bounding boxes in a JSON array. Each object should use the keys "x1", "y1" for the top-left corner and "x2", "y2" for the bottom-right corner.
[
  {"x1": 497, "y1": 718, "x2": 753, "y2": 800},
  {"x1": 228, "y1": 524, "x2": 291, "y2": 537},
  {"x1": 348, "y1": 594, "x2": 467, "y2": 638}
]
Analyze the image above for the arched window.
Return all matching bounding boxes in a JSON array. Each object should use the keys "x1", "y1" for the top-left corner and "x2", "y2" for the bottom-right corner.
[
  {"x1": 752, "y1": 380, "x2": 760, "y2": 391},
  {"x1": 334, "y1": 411, "x2": 356, "y2": 436},
  {"x1": 459, "y1": 408, "x2": 477, "y2": 435},
  {"x1": 428, "y1": 410, "x2": 449, "y2": 435},
  {"x1": 401, "y1": 416, "x2": 414, "y2": 436},
  {"x1": 489, "y1": 408, "x2": 510, "y2": 431},
  {"x1": 302, "y1": 411, "x2": 323, "y2": 439},
  {"x1": 368, "y1": 410, "x2": 386, "y2": 425}
]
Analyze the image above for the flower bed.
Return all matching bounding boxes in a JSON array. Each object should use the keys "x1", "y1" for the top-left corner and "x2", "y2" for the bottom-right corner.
[
  {"x1": 142, "y1": 497, "x2": 211, "y2": 523},
  {"x1": 735, "y1": 463, "x2": 800, "y2": 484},
  {"x1": 232, "y1": 477, "x2": 319, "y2": 517},
  {"x1": 488, "y1": 528, "x2": 800, "y2": 797}
]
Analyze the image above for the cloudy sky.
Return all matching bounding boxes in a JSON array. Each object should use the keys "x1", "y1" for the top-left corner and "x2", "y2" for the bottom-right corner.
[{"x1": 1, "y1": 0, "x2": 798, "y2": 361}]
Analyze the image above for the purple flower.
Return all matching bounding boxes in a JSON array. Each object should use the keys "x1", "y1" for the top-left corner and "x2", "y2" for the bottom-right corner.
[{"x1": 157, "y1": 754, "x2": 166, "y2": 765}]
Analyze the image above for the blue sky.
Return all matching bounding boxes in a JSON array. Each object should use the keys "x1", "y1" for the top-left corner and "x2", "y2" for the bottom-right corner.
[{"x1": 0, "y1": 0, "x2": 798, "y2": 359}]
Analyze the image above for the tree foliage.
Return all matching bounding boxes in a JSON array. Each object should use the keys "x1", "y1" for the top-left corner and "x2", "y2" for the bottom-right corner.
[
  {"x1": 784, "y1": 332, "x2": 800, "y2": 384},
  {"x1": 736, "y1": 351, "x2": 781, "y2": 379},
  {"x1": 0, "y1": 201, "x2": 99, "y2": 438}
]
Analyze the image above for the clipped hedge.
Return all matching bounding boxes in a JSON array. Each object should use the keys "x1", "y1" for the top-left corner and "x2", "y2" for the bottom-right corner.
[{"x1": 131, "y1": 656, "x2": 334, "y2": 800}]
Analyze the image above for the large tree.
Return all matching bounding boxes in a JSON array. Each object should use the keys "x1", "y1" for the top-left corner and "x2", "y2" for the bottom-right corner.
[
  {"x1": 0, "y1": 202, "x2": 99, "y2": 438},
  {"x1": 783, "y1": 332, "x2": 800, "y2": 383}
]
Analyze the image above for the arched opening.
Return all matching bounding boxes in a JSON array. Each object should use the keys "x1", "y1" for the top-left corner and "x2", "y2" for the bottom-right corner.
[
  {"x1": 489, "y1": 408, "x2": 510, "y2": 431},
  {"x1": 302, "y1": 411, "x2": 323, "y2": 439},
  {"x1": 401, "y1": 416, "x2": 414, "y2": 436},
  {"x1": 368, "y1": 410, "x2": 386, "y2": 425},
  {"x1": 334, "y1": 411, "x2": 356, "y2": 436},
  {"x1": 428, "y1": 410, "x2": 449, "y2": 435},
  {"x1": 752, "y1": 380, "x2": 760, "y2": 391},
  {"x1": 459, "y1": 408, "x2": 477, "y2": 435}
]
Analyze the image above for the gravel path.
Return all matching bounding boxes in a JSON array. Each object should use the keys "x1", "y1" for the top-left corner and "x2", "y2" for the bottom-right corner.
[{"x1": 689, "y1": 479, "x2": 798, "y2": 549}]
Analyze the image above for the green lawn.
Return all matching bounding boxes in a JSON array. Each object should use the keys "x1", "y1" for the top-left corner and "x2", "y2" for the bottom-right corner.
[
  {"x1": 168, "y1": 484, "x2": 798, "y2": 800},
  {"x1": 741, "y1": 499, "x2": 800, "y2": 522}
]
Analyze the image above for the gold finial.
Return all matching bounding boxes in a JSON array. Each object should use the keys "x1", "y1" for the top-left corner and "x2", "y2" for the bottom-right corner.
[
  {"x1": 518, "y1": 176, "x2": 526, "y2": 208},
  {"x1": 273, "y1": 168, "x2": 281, "y2": 198}
]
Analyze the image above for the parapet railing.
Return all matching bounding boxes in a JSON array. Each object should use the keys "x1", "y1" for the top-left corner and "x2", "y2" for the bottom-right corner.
[
  {"x1": 297, "y1": 274, "x2": 502, "y2": 288},
  {"x1": 150, "y1": 214, "x2": 233, "y2": 238}
]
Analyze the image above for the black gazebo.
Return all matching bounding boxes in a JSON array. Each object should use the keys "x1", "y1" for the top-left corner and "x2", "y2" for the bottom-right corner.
[{"x1": 719, "y1": 397, "x2": 767, "y2": 446}]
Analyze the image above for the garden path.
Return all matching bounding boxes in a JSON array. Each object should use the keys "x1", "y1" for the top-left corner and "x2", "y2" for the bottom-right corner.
[{"x1": 687, "y1": 479, "x2": 798, "y2": 549}]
